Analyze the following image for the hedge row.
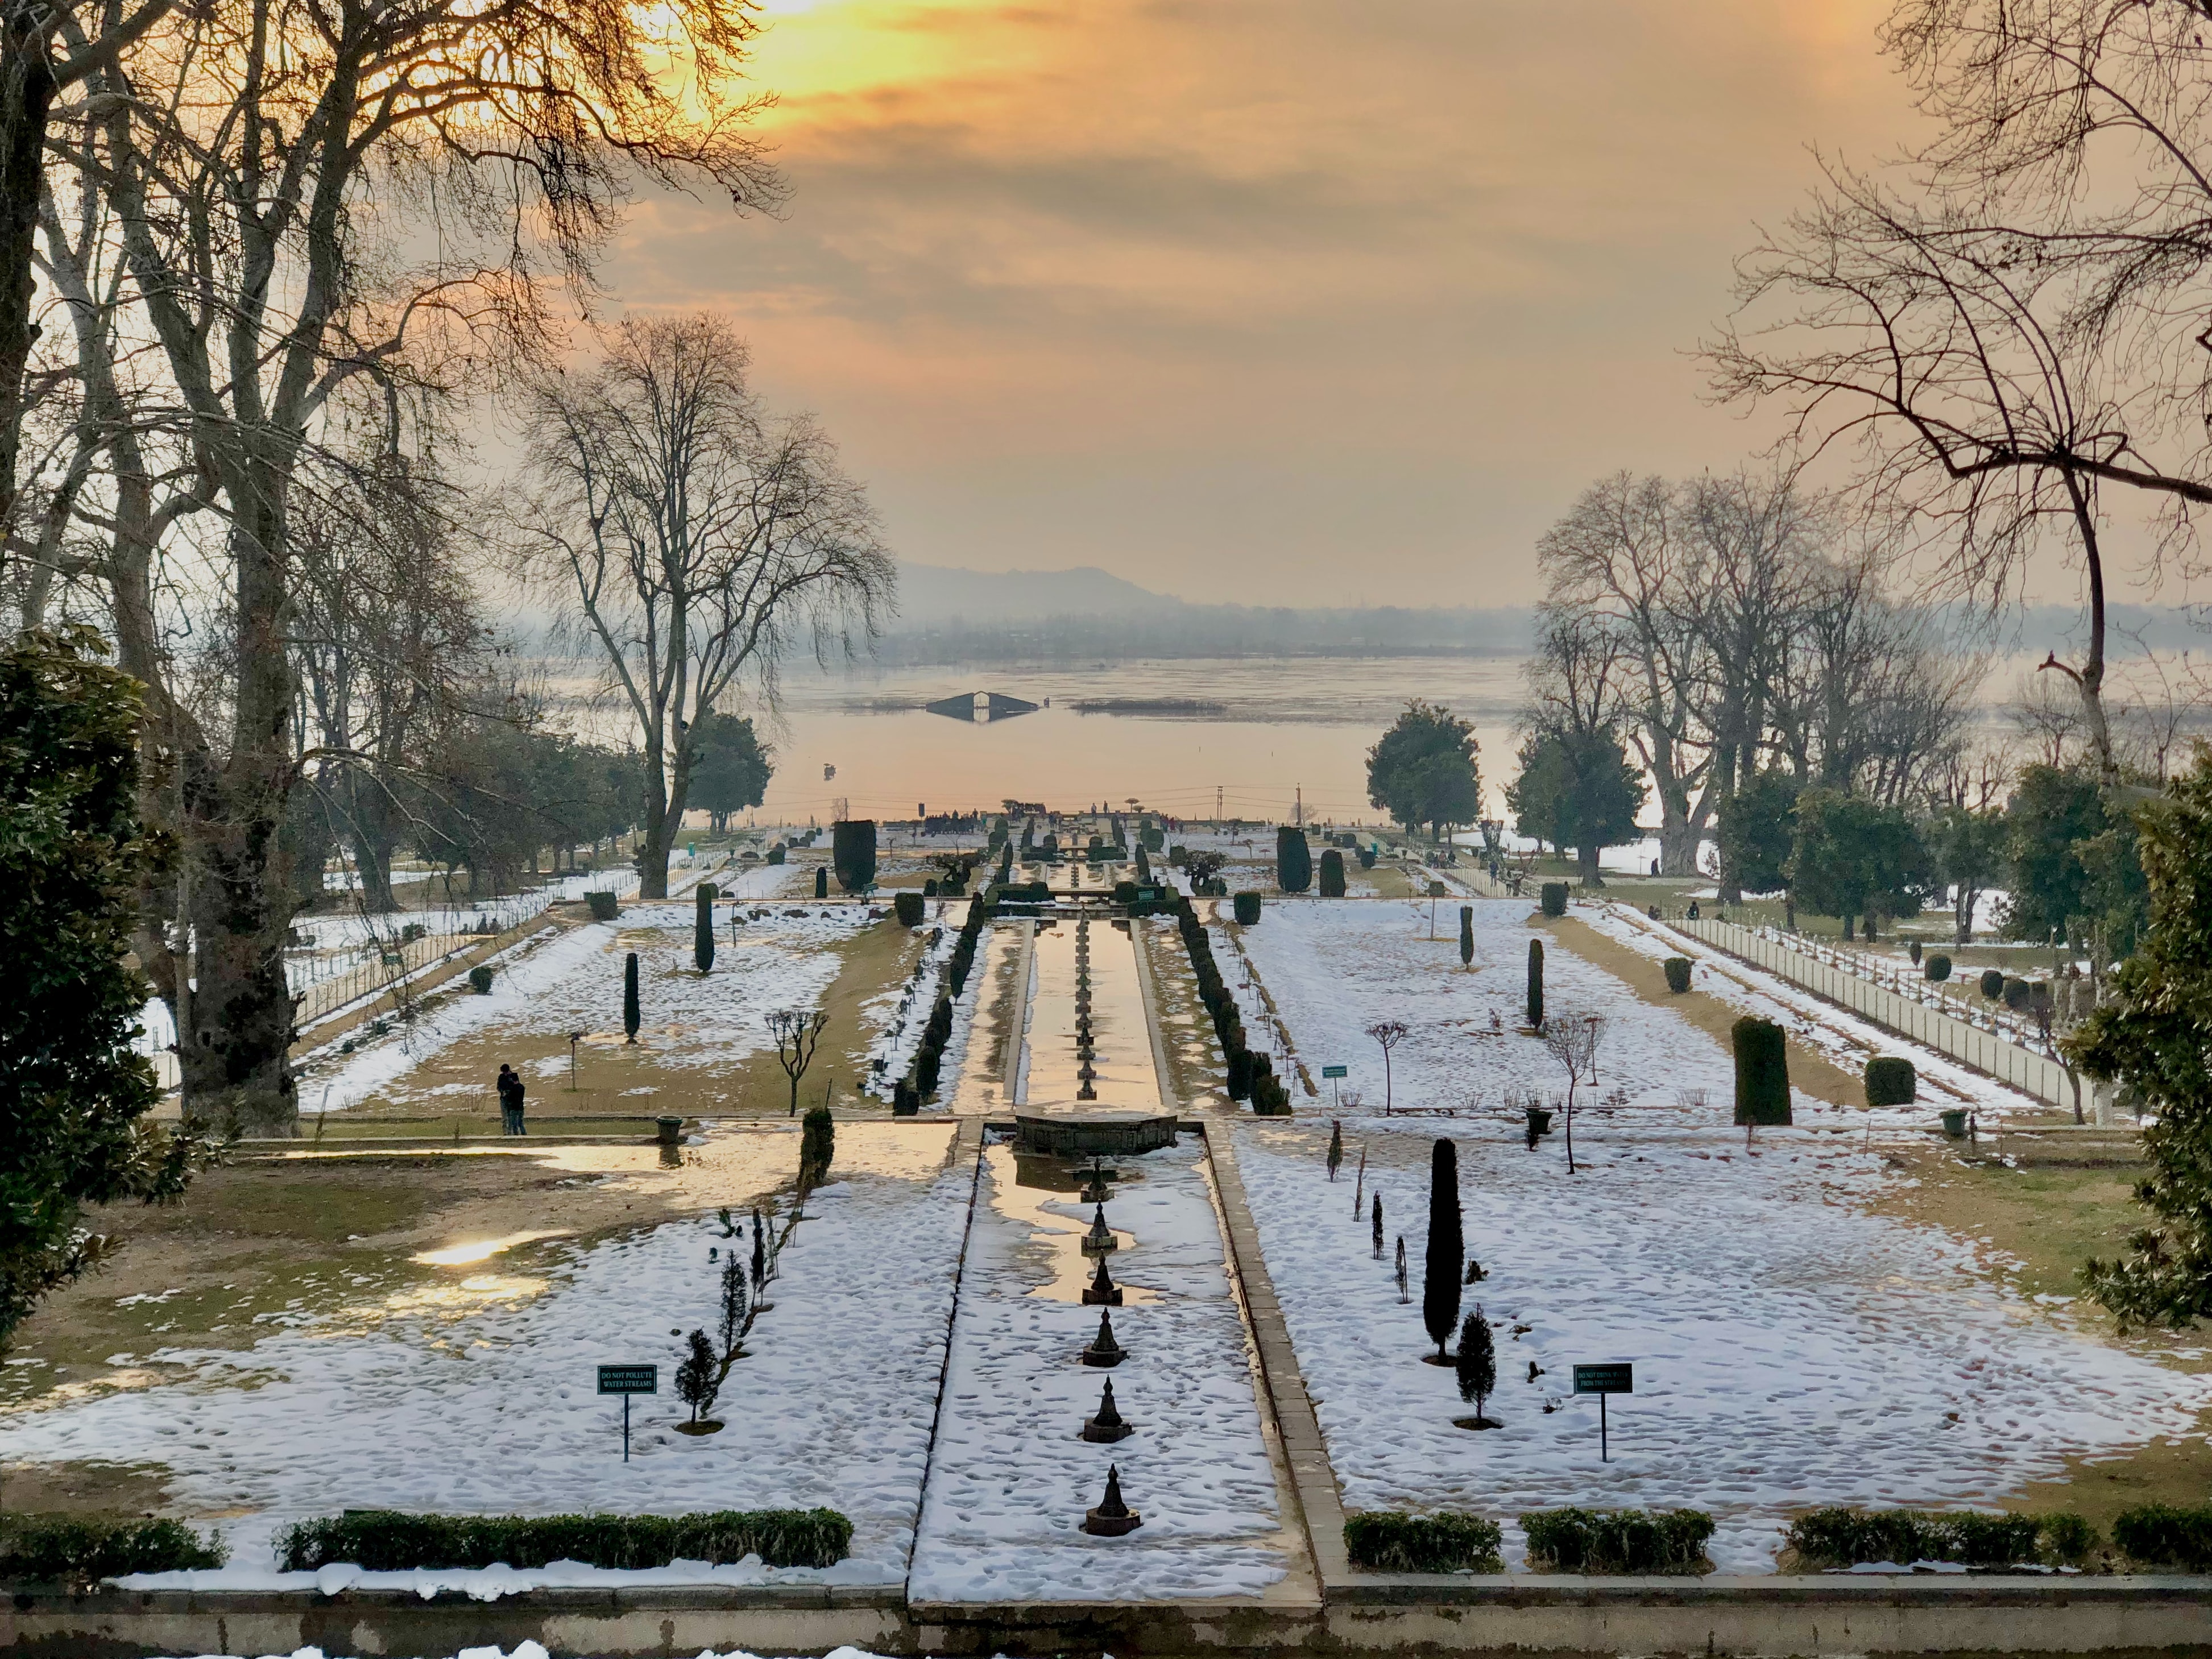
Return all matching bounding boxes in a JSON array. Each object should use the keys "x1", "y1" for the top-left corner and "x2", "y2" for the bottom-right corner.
[
  {"x1": 275, "y1": 1508, "x2": 852, "y2": 1573},
  {"x1": 1176, "y1": 895, "x2": 1286, "y2": 1110},
  {"x1": 1784, "y1": 1507, "x2": 2100, "y2": 1569},
  {"x1": 0, "y1": 1516, "x2": 226, "y2": 1582},
  {"x1": 1521, "y1": 1507, "x2": 1714, "y2": 1574},
  {"x1": 1342, "y1": 1511, "x2": 1502, "y2": 1573},
  {"x1": 2111, "y1": 1503, "x2": 2212, "y2": 1570},
  {"x1": 896, "y1": 898, "x2": 987, "y2": 1111}
]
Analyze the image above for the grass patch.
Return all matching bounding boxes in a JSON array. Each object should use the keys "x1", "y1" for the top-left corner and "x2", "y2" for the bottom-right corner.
[{"x1": 276, "y1": 1508, "x2": 851, "y2": 1571}]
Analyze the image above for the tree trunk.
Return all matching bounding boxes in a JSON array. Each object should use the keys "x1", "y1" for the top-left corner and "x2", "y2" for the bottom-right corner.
[
  {"x1": 0, "y1": 19, "x2": 55, "y2": 541},
  {"x1": 179, "y1": 487, "x2": 302, "y2": 1137},
  {"x1": 1577, "y1": 841, "x2": 1603, "y2": 886},
  {"x1": 1658, "y1": 814, "x2": 1700, "y2": 878},
  {"x1": 2061, "y1": 470, "x2": 2118, "y2": 788}
]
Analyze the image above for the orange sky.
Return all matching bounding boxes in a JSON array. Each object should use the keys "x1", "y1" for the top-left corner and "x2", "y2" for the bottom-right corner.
[{"x1": 602, "y1": 0, "x2": 1936, "y2": 605}]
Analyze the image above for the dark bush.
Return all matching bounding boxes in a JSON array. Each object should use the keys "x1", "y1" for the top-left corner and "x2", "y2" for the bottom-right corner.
[
  {"x1": 893, "y1": 890, "x2": 925, "y2": 927},
  {"x1": 584, "y1": 890, "x2": 618, "y2": 921},
  {"x1": 1540, "y1": 882, "x2": 1568, "y2": 917},
  {"x1": 0, "y1": 1516, "x2": 226, "y2": 1582},
  {"x1": 2003, "y1": 975, "x2": 2032, "y2": 1011},
  {"x1": 1252, "y1": 1075, "x2": 1293, "y2": 1115},
  {"x1": 1521, "y1": 1507, "x2": 1714, "y2": 1574},
  {"x1": 800, "y1": 1104, "x2": 835, "y2": 1187},
  {"x1": 1233, "y1": 890, "x2": 1262, "y2": 925},
  {"x1": 275, "y1": 1509, "x2": 852, "y2": 1573},
  {"x1": 1908, "y1": 939, "x2": 1922, "y2": 965},
  {"x1": 1979, "y1": 967, "x2": 2005, "y2": 999},
  {"x1": 1863, "y1": 1055, "x2": 1916, "y2": 1107},
  {"x1": 814, "y1": 866, "x2": 829, "y2": 899},
  {"x1": 1784, "y1": 1507, "x2": 2058, "y2": 1569},
  {"x1": 1358, "y1": 846, "x2": 1377, "y2": 870},
  {"x1": 2040, "y1": 1512, "x2": 2101, "y2": 1566},
  {"x1": 767, "y1": 844, "x2": 785, "y2": 865},
  {"x1": 1925, "y1": 953, "x2": 1950, "y2": 982},
  {"x1": 2112, "y1": 1503, "x2": 2212, "y2": 1571},
  {"x1": 1318, "y1": 848, "x2": 1347, "y2": 897},
  {"x1": 1732, "y1": 1017, "x2": 1791, "y2": 1126},
  {"x1": 1526, "y1": 938, "x2": 1544, "y2": 1028},
  {"x1": 1662, "y1": 957, "x2": 1691, "y2": 994},
  {"x1": 1227, "y1": 1046, "x2": 1254, "y2": 1102},
  {"x1": 468, "y1": 965, "x2": 495, "y2": 995},
  {"x1": 831, "y1": 819, "x2": 877, "y2": 894},
  {"x1": 1341, "y1": 1511, "x2": 1502, "y2": 1573},
  {"x1": 1277, "y1": 825, "x2": 1312, "y2": 893}
]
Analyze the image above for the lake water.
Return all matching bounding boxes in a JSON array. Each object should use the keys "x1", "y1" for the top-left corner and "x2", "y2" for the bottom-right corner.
[{"x1": 750, "y1": 656, "x2": 1529, "y2": 826}]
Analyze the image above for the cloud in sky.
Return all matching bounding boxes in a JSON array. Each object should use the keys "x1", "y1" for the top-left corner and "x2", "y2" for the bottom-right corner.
[{"x1": 601, "y1": 0, "x2": 1924, "y2": 603}]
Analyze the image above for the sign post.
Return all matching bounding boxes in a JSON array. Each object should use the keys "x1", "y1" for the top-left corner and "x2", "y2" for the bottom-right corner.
[
  {"x1": 1572, "y1": 1362, "x2": 1634, "y2": 1462},
  {"x1": 1323, "y1": 1064, "x2": 1347, "y2": 1109},
  {"x1": 597, "y1": 1363, "x2": 658, "y2": 1461}
]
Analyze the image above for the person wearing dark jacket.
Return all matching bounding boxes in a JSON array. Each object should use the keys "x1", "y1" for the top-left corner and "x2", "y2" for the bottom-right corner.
[{"x1": 497, "y1": 1063, "x2": 527, "y2": 1134}]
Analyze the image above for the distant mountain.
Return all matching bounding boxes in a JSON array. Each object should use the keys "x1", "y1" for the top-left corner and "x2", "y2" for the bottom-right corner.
[{"x1": 881, "y1": 560, "x2": 1531, "y2": 662}]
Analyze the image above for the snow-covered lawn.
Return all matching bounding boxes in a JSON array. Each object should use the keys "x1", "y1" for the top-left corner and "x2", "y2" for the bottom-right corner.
[
  {"x1": 1230, "y1": 900, "x2": 2211, "y2": 1571},
  {"x1": 300, "y1": 904, "x2": 873, "y2": 1112},
  {"x1": 3, "y1": 1125, "x2": 970, "y2": 1591},
  {"x1": 1583, "y1": 903, "x2": 2041, "y2": 1119},
  {"x1": 908, "y1": 1138, "x2": 1289, "y2": 1602}
]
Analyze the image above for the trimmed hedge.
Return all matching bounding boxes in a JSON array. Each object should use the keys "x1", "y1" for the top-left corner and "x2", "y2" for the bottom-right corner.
[
  {"x1": 1784, "y1": 1507, "x2": 2070, "y2": 1569},
  {"x1": 276, "y1": 1509, "x2": 852, "y2": 1573},
  {"x1": 1318, "y1": 848, "x2": 1347, "y2": 898},
  {"x1": 584, "y1": 890, "x2": 618, "y2": 921},
  {"x1": 0, "y1": 1516, "x2": 227, "y2": 1582},
  {"x1": 2111, "y1": 1503, "x2": 2212, "y2": 1571},
  {"x1": 2003, "y1": 975, "x2": 2033, "y2": 1011},
  {"x1": 1358, "y1": 846, "x2": 1377, "y2": 870},
  {"x1": 1662, "y1": 957, "x2": 1691, "y2": 994},
  {"x1": 1521, "y1": 1507, "x2": 1713, "y2": 1575},
  {"x1": 1233, "y1": 890, "x2": 1262, "y2": 925},
  {"x1": 1924, "y1": 952, "x2": 1950, "y2": 982},
  {"x1": 1979, "y1": 967, "x2": 2004, "y2": 999},
  {"x1": 1539, "y1": 882, "x2": 1568, "y2": 917},
  {"x1": 1732, "y1": 1017, "x2": 1791, "y2": 1126},
  {"x1": 467, "y1": 964, "x2": 495, "y2": 995},
  {"x1": 1864, "y1": 1055, "x2": 1916, "y2": 1107},
  {"x1": 1277, "y1": 825, "x2": 1312, "y2": 893},
  {"x1": 1342, "y1": 1511, "x2": 1502, "y2": 1573},
  {"x1": 1527, "y1": 937, "x2": 1544, "y2": 1028},
  {"x1": 893, "y1": 890, "x2": 925, "y2": 927}
]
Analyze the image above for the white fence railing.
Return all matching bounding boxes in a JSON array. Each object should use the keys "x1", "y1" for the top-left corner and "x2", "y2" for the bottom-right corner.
[{"x1": 1662, "y1": 916, "x2": 2080, "y2": 1111}]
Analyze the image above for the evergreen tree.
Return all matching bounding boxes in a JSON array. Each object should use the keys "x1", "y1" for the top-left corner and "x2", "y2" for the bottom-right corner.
[
  {"x1": 1506, "y1": 728, "x2": 1647, "y2": 886},
  {"x1": 1327, "y1": 1119, "x2": 1344, "y2": 1180},
  {"x1": 675, "y1": 1328, "x2": 719, "y2": 1424},
  {"x1": 1527, "y1": 938, "x2": 1544, "y2": 1028},
  {"x1": 1459, "y1": 905, "x2": 1474, "y2": 969},
  {"x1": 1717, "y1": 769, "x2": 1800, "y2": 898},
  {"x1": 1277, "y1": 826, "x2": 1313, "y2": 894},
  {"x1": 2070, "y1": 749, "x2": 2212, "y2": 1326},
  {"x1": 688, "y1": 712, "x2": 774, "y2": 833},
  {"x1": 1371, "y1": 1190, "x2": 1383, "y2": 1256},
  {"x1": 800, "y1": 1103, "x2": 835, "y2": 1189},
  {"x1": 1788, "y1": 789, "x2": 1934, "y2": 938},
  {"x1": 0, "y1": 629, "x2": 213, "y2": 1346},
  {"x1": 1366, "y1": 701, "x2": 1482, "y2": 840},
  {"x1": 694, "y1": 884, "x2": 716, "y2": 973},
  {"x1": 1456, "y1": 1305, "x2": 1496, "y2": 1424},
  {"x1": 624, "y1": 951, "x2": 641, "y2": 1042},
  {"x1": 1422, "y1": 1138, "x2": 1464, "y2": 1359}
]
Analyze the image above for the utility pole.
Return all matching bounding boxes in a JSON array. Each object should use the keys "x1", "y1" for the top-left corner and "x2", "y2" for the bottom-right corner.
[
  {"x1": 1216, "y1": 783, "x2": 1224, "y2": 822},
  {"x1": 1295, "y1": 785, "x2": 1303, "y2": 829}
]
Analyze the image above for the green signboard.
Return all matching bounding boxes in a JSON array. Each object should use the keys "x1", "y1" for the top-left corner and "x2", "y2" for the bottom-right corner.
[
  {"x1": 1322, "y1": 1065, "x2": 1348, "y2": 1079},
  {"x1": 597, "y1": 1363, "x2": 658, "y2": 1395},
  {"x1": 1572, "y1": 1363, "x2": 1633, "y2": 1395}
]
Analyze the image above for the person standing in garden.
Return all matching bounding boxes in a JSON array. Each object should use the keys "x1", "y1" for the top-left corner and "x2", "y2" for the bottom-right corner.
[{"x1": 497, "y1": 1064, "x2": 527, "y2": 1135}]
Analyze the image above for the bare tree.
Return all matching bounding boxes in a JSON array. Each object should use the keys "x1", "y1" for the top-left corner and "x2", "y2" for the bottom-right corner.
[
  {"x1": 31, "y1": 0, "x2": 778, "y2": 1133},
  {"x1": 524, "y1": 316, "x2": 893, "y2": 899},
  {"x1": 768, "y1": 1009, "x2": 829, "y2": 1119},
  {"x1": 1365, "y1": 1020, "x2": 1407, "y2": 1113},
  {"x1": 1538, "y1": 1011, "x2": 1606, "y2": 1175}
]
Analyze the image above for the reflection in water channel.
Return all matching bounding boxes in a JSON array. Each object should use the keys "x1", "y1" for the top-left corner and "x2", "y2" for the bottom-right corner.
[
  {"x1": 1020, "y1": 912, "x2": 1157, "y2": 1111},
  {"x1": 981, "y1": 1144, "x2": 1159, "y2": 1305}
]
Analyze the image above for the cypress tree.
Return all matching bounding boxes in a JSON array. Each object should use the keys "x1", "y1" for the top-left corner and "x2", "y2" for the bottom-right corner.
[
  {"x1": 1277, "y1": 826, "x2": 1312, "y2": 894},
  {"x1": 624, "y1": 951, "x2": 641, "y2": 1043},
  {"x1": 1371, "y1": 1189, "x2": 1383, "y2": 1256},
  {"x1": 1318, "y1": 848, "x2": 1347, "y2": 897},
  {"x1": 695, "y1": 884, "x2": 716, "y2": 974},
  {"x1": 1422, "y1": 1138, "x2": 1463, "y2": 1360},
  {"x1": 814, "y1": 866, "x2": 828, "y2": 899},
  {"x1": 1327, "y1": 1119, "x2": 1344, "y2": 1180},
  {"x1": 1459, "y1": 905, "x2": 1473, "y2": 969},
  {"x1": 1526, "y1": 938, "x2": 1544, "y2": 1029}
]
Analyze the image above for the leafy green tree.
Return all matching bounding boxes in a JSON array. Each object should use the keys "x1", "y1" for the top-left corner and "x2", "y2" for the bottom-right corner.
[
  {"x1": 1366, "y1": 702, "x2": 1482, "y2": 841},
  {"x1": 1717, "y1": 770, "x2": 1799, "y2": 897},
  {"x1": 690, "y1": 712, "x2": 774, "y2": 833},
  {"x1": 2, "y1": 630, "x2": 213, "y2": 1348},
  {"x1": 1927, "y1": 802, "x2": 2007, "y2": 946},
  {"x1": 1506, "y1": 729, "x2": 1646, "y2": 886},
  {"x1": 1787, "y1": 789, "x2": 1932, "y2": 938},
  {"x1": 2002, "y1": 765, "x2": 2109, "y2": 943},
  {"x1": 2069, "y1": 748, "x2": 2212, "y2": 1328}
]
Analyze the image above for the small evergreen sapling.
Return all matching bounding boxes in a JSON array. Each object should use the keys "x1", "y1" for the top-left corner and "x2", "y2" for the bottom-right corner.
[
  {"x1": 1527, "y1": 938, "x2": 1544, "y2": 1028},
  {"x1": 1459, "y1": 906, "x2": 1473, "y2": 969},
  {"x1": 814, "y1": 866, "x2": 829, "y2": 899},
  {"x1": 1371, "y1": 1191, "x2": 1383, "y2": 1258},
  {"x1": 1327, "y1": 1119, "x2": 1344, "y2": 1181},
  {"x1": 676, "y1": 1329, "x2": 720, "y2": 1426},
  {"x1": 1422, "y1": 1138, "x2": 1464, "y2": 1361},
  {"x1": 624, "y1": 952, "x2": 641, "y2": 1043},
  {"x1": 1395, "y1": 1235, "x2": 1409, "y2": 1303},
  {"x1": 1455, "y1": 1305, "x2": 1497, "y2": 1428},
  {"x1": 695, "y1": 885, "x2": 716, "y2": 974}
]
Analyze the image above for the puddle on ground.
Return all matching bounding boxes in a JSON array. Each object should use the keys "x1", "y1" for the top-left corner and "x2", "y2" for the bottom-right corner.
[{"x1": 980, "y1": 1144, "x2": 1158, "y2": 1305}]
